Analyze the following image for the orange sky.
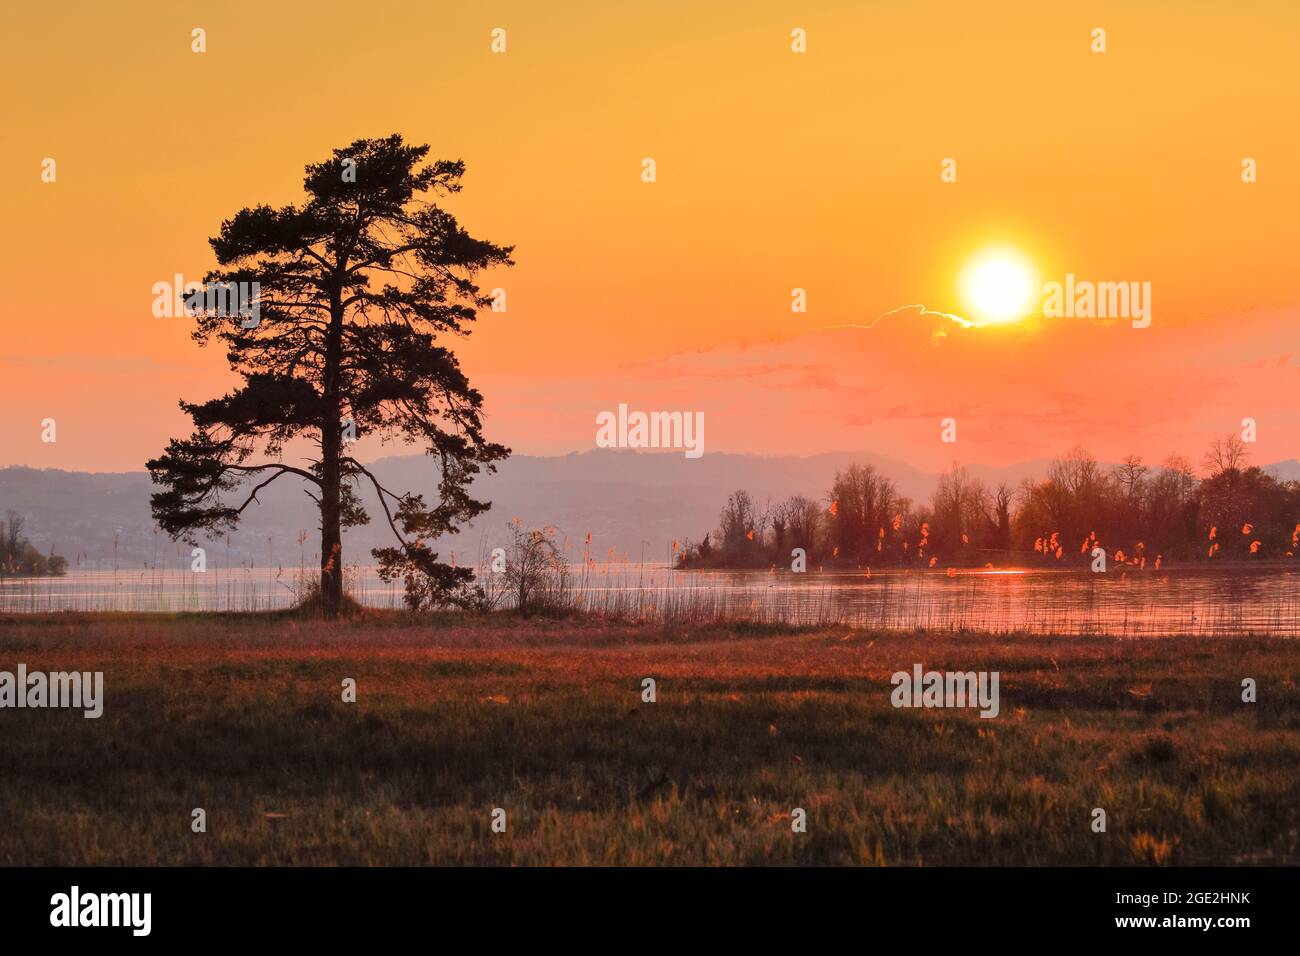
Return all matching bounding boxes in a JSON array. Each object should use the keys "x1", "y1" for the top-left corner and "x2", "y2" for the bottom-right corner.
[{"x1": 3, "y1": 1, "x2": 1298, "y2": 473}]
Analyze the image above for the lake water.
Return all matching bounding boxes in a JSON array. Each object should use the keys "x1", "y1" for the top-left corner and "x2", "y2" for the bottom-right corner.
[{"x1": 2, "y1": 563, "x2": 1297, "y2": 636}]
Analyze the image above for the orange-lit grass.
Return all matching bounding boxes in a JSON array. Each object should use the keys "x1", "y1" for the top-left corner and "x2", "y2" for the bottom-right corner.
[{"x1": 0, "y1": 611, "x2": 1296, "y2": 865}]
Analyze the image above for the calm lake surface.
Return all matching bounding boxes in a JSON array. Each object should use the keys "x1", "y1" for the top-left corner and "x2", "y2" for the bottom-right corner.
[{"x1": 2, "y1": 564, "x2": 1297, "y2": 636}]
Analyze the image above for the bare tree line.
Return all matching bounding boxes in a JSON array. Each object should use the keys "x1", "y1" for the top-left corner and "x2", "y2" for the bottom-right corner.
[
  {"x1": 679, "y1": 435, "x2": 1300, "y2": 570},
  {"x1": 0, "y1": 510, "x2": 68, "y2": 577}
]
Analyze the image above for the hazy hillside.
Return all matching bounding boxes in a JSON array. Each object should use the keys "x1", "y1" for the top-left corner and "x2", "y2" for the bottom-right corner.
[
  {"x1": 1265, "y1": 459, "x2": 1300, "y2": 481},
  {"x1": 0, "y1": 449, "x2": 1255, "y2": 570}
]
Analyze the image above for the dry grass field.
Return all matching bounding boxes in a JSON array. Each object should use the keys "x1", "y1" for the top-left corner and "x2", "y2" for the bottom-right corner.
[{"x1": 1, "y1": 610, "x2": 1297, "y2": 865}]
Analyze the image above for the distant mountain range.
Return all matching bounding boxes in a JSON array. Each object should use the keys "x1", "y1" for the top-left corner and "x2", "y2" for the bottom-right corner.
[{"x1": 4, "y1": 452, "x2": 1298, "y2": 570}]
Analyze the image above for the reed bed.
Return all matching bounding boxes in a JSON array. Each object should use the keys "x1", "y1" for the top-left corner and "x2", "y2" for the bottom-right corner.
[{"x1": 1, "y1": 561, "x2": 1297, "y2": 637}]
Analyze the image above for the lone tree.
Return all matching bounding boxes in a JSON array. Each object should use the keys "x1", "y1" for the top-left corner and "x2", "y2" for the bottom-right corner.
[{"x1": 148, "y1": 134, "x2": 512, "y2": 617}]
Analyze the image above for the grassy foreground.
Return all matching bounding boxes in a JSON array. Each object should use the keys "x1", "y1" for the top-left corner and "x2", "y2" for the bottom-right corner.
[{"x1": 1, "y1": 611, "x2": 1297, "y2": 865}]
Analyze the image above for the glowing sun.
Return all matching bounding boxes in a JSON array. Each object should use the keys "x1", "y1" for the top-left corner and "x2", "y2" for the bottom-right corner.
[{"x1": 959, "y1": 248, "x2": 1039, "y2": 325}]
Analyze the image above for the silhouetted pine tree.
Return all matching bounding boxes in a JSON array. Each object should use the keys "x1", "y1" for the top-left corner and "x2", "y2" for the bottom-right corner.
[{"x1": 148, "y1": 135, "x2": 512, "y2": 617}]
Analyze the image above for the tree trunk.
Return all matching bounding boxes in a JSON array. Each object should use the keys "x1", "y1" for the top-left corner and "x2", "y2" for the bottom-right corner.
[
  {"x1": 319, "y1": 285, "x2": 345, "y2": 619},
  {"x1": 320, "y1": 418, "x2": 342, "y2": 619}
]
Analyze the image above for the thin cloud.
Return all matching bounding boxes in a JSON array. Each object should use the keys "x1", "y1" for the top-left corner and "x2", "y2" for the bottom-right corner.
[{"x1": 827, "y1": 303, "x2": 975, "y2": 331}]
